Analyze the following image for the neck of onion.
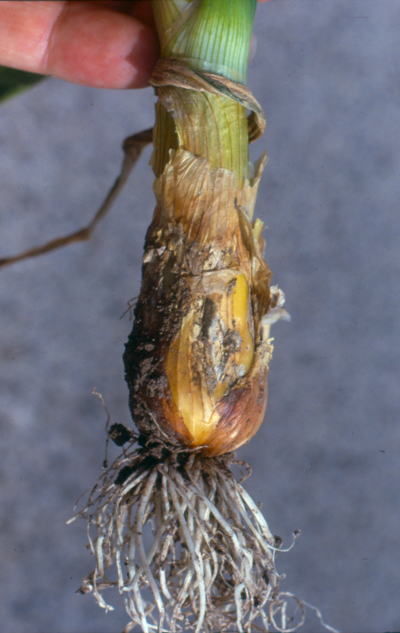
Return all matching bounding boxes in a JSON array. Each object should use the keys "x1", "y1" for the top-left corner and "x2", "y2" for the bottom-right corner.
[{"x1": 150, "y1": 0, "x2": 257, "y2": 187}]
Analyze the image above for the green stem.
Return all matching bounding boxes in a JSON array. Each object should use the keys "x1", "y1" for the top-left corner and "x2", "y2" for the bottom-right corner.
[
  {"x1": 153, "y1": 0, "x2": 257, "y2": 84},
  {"x1": 151, "y1": 0, "x2": 257, "y2": 186}
]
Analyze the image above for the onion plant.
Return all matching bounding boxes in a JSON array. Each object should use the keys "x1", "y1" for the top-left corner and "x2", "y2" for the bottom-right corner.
[{"x1": 33, "y1": 2, "x2": 335, "y2": 632}]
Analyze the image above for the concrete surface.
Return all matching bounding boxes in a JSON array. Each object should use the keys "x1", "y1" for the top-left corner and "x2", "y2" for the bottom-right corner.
[{"x1": 0, "y1": 1, "x2": 399, "y2": 632}]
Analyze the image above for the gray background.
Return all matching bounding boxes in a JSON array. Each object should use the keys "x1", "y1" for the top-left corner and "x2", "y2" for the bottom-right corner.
[{"x1": 1, "y1": 1, "x2": 399, "y2": 631}]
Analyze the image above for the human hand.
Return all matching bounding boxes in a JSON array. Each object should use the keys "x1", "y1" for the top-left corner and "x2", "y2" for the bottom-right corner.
[{"x1": 0, "y1": 0, "x2": 271, "y2": 90}]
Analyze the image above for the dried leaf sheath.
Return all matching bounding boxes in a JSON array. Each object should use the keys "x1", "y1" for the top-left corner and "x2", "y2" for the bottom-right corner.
[{"x1": 123, "y1": 61, "x2": 273, "y2": 456}]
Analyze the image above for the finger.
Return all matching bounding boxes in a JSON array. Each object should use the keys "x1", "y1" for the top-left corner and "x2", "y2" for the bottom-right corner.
[
  {"x1": 0, "y1": 1, "x2": 159, "y2": 89},
  {"x1": 130, "y1": 1, "x2": 156, "y2": 28},
  {"x1": 92, "y1": 1, "x2": 135, "y2": 12},
  {"x1": 45, "y1": 2, "x2": 160, "y2": 88}
]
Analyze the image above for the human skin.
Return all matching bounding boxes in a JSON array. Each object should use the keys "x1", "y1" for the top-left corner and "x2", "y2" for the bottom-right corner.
[{"x1": 0, "y1": 0, "x2": 270, "y2": 90}]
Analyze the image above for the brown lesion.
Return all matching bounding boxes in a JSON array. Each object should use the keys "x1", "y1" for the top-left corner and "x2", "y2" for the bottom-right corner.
[
  {"x1": 202, "y1": 341, "x2": 271, "y2": 456},
  {"x1": 124, "y1": 132, "x2": 273, "y2": 455},
  {"x1": 123, "y1": 238, "x2": 193, "y2": 450}
]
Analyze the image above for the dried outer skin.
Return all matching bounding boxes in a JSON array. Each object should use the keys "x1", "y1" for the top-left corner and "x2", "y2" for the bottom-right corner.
[
  {"x1": 123, "y1": 68, "x2": 272, "y2": 457},
  {"x1": 150, "y1": 59, "x2": 266, "y2": 144}
]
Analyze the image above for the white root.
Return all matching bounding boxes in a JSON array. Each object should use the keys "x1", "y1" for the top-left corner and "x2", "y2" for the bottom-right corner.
[{"x1": 74, "y1": 446, "x2": 338, "y2": 632}]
